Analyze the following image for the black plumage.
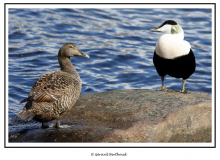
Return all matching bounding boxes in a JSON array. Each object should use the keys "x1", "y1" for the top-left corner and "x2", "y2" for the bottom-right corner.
[{"x1": 153, "y1": 49, "x2": 196, "y2": 80}]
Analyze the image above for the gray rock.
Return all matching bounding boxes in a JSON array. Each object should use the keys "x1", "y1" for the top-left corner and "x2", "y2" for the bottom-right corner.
[{"x1": 9, "y1": 89, "x2": 212, "y2": 142}]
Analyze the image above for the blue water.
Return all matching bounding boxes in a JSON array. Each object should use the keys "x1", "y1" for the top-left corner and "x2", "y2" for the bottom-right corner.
[{"x1": 8, "y1": 8, "x2": 212, "y2": 120}]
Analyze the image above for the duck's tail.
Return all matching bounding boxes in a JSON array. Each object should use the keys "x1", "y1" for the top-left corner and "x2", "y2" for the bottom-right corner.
[
  {"x1": 17, "y1": 98, "x2": 36, "y2": 121},
  {"x1": 16, "y1": 110, "x2": 35, "y2": 121}
]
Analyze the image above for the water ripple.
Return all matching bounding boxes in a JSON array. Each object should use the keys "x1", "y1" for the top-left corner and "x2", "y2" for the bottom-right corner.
[{"x1": 8, "y1": 8, "x2": 212, "y2": 119}]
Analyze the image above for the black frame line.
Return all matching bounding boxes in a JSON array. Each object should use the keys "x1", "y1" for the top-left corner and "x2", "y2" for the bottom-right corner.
[{"x1": 4, "y1": 3, "x2": 216, "y2": 148}]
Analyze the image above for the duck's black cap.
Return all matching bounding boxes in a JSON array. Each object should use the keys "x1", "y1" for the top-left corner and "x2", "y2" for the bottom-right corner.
[{"x1": 162, "y1": 20, "x2": 178, "y2": 25}]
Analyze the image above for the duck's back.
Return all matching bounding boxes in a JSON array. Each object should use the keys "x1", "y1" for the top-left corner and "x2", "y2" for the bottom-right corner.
[{"x1": 18, "y1": 70, "x2": 82, "y2": 122}]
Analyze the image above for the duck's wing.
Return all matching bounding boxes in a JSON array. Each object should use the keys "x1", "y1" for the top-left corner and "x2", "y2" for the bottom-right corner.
[{"x1": 20, "y1": 71, "x2": 76, "y2": 103}]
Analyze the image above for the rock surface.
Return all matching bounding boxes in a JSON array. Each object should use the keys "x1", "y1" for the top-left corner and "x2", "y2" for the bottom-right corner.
[{"x1": 9, "y1": 89, "x2": 212, "y2": 142}]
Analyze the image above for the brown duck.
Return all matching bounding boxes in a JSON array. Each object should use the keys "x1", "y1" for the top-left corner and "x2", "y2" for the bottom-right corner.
[{"x1": 17, "y1": 43, "x2": 90, "y2": 128}]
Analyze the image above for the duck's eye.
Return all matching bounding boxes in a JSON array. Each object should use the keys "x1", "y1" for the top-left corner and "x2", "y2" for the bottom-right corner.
[{"x1": 70, "y1": 45, "x2": 73, "y2": 48}]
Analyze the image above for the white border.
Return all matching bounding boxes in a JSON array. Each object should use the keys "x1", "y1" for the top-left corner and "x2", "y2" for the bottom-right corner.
[
  {"x1": 5, "y1": 3, "x2": 215, "y2": 148},
  {"x1": 6, "y1": 4, "x2": 214, "y2": 9}
]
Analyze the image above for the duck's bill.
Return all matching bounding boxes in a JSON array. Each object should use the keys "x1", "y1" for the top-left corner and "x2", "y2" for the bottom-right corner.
[
  {"x1": 150, "y1": 28, "x2": 160, "y2": 32},
  {"x1": 79, "y1": 51, "x2": 90, "y2": 58}
]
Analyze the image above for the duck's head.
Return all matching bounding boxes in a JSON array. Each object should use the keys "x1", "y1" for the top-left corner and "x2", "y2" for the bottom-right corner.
[
  {"x1": 150, "y1": 20, "x2": 183, "y2": 34},
  {"x1": 58, "y1": 43, "x2": 90, "y2": 58}
]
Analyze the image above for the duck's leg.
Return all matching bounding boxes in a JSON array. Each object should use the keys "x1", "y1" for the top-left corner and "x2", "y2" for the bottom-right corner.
[
  {"x1": 42, "y1": 122, "x2": 50, "y2": 128},
  {"x1": 157, "y1": 76, "x2": 167, "y2": 90},
  {"x1": 54, "y1": 118, "x2": 73, "y2": 128},
  {"x1": 157, "y1": 76, "x2": 174, "y2": 92},
  {"x1": 54, "y1": 118, "x2": 60, "y2": 128},
  {"x1": 180, "y1": 79, "x2": 189, "y2": 93}
]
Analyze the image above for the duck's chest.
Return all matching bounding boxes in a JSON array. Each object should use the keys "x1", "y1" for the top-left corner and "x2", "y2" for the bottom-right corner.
[{"x1": 155, "y1": 35, "x2": 190, "y2": 59}]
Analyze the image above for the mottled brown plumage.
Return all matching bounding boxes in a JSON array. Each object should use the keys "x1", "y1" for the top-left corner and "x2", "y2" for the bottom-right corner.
[{"x1": 17, "y1": 43, "x2": 89, "y2": 128}]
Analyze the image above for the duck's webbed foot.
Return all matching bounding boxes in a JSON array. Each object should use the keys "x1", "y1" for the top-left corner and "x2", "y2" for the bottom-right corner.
[
  {"x1": 41, "y1": 119, "x2": 61, "y2": 128},
  {"x1": 157, "y1": 86, "x2": 174, "y2": 92},
  {"x1": 157, "y1": 86, "x2": 168, "y2": 91},
  {"x1": 53, "y1": 119, "x2": 71, "y2": 128},
  {"x1": 180, "y1": 89, "x2": 189, "y2": 93},
  {"x1": 54, "y1": 122, "x2": 73, "y2": 129}
]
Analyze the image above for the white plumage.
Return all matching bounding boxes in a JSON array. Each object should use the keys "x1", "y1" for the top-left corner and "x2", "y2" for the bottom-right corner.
[{"x1": 155, "y1": 33, "x2": 191, "y2": 59}]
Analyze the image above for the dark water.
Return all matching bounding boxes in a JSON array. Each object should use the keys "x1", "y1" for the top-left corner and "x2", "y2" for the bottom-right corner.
[{"x1": 8, "y1": 8, "x2": 212, "y2": 120}]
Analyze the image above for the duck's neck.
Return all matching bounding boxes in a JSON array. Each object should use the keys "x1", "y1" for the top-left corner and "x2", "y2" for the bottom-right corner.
[
  {"x1": 172, "y1": 31, "x2": 184, "y2": 40},
  {"x1": 58, "y1": 56, "x2": 78, "y2": 75}
]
